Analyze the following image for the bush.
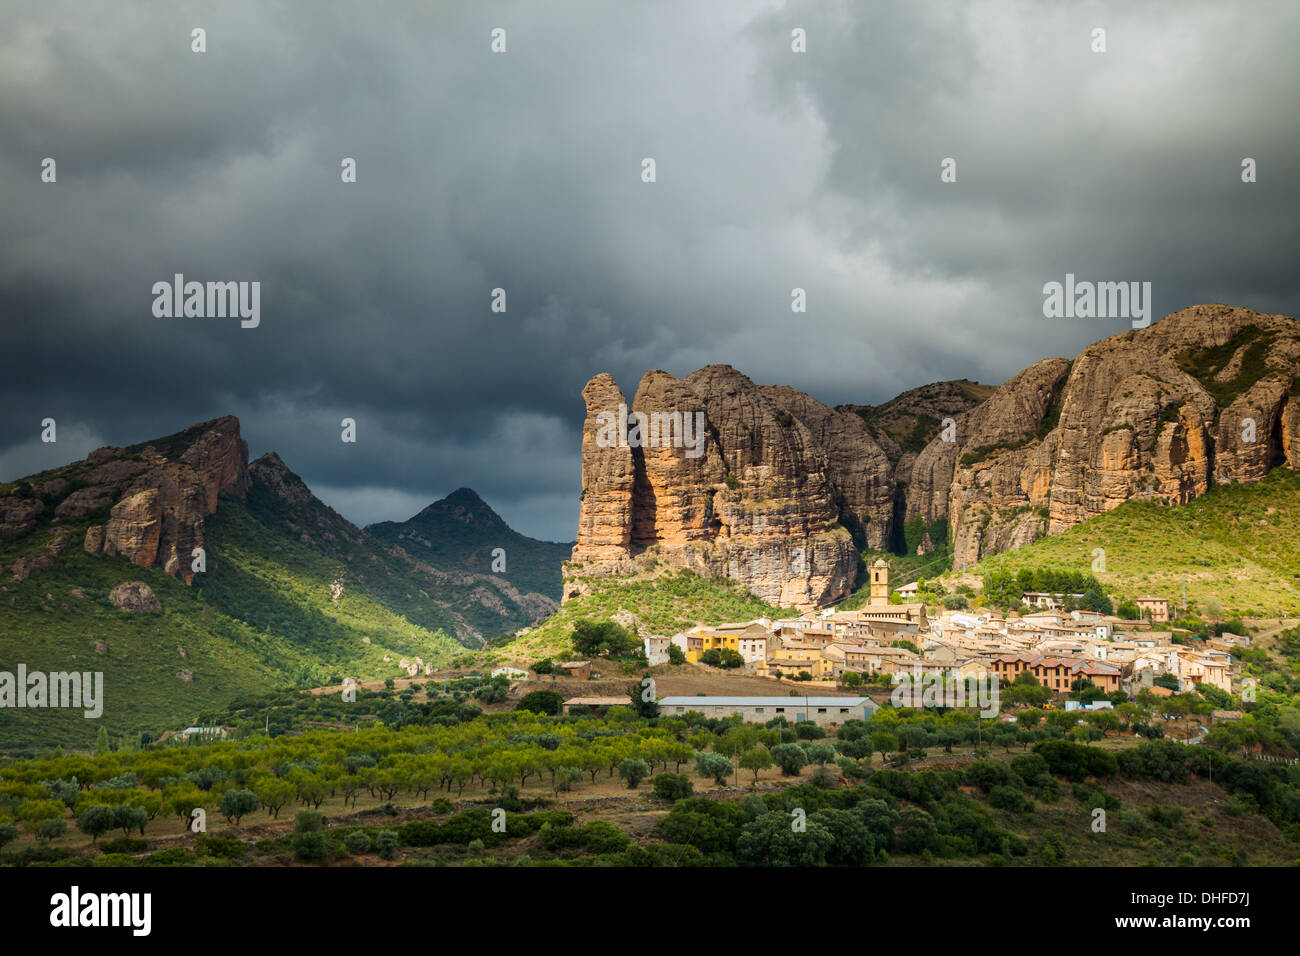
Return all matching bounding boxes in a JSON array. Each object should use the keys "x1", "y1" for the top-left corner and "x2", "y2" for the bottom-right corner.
[
  {"x1": 39, "y1": 817, "x2": 68, "y2": 842},
  {"x1": 1033, "y1": 740, "x2": 1118, "y2": 782},
  {"x1": 95, "y1": 837, "x2": 147, "y2": 856},
  {"x1": 294, "y1": 810, "x2": 325, "y2": 834},
  {"x1": 195, "y1": 833, "x2": 246, "y2": 859},
  {"x1": 1119, "y1": 808, "x2": 1151, "y2": 835},
  {"x1": 0, "y1": 822, "x2": 19, "y2": 852},
  {"x1": 344, "y1": 830, "x2": 371, "y2": 855},
  {"x1": 965, "y1": 759, "x2": 1012, "y2": 792},
  {"x1": 895, "y1": 808, "x2": 940, "y2": 854},
  {"x1": 292, "y1": 830, "x2": 328, "y2": 862},
  {"x1": 375, "y1": 829, "x2": 399, "y2": 860},
  {"x1": 652, "y1": 773, "x2": 694, "y2": 802},
  {"x1": 989, "y1": 785, "x2": 1033, "y2": 814},
  {"x1": 143, "y1": 847, "x2": 190, "y2": 866},
  {"x1": 516, "y1": 691, "x2": 564, "y2": 716},
  {"x1": 794, "y1": 722, "x2": 826, "y2": 741}
]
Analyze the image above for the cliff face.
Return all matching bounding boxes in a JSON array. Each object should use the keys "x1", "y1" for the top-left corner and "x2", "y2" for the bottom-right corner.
[
  {"x1": 570, "y1": 305, "x2": 1300, "y2": 596},
  {"x1": 569, "y1": 366, "x2": 857, "y2": 609},
  {"x1": 0, "y1": 416, "x2": 251, "y2": 584},
  {"x1": 930, "y1": 305, "x2": 1300, "y2": 569}
]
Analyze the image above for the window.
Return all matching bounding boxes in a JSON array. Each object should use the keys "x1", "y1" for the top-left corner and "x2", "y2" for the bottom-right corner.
[
  {"x1": 755, "y1": 708, "x2": 764, "y2": 714},
  {"x1": 840, "y1": 708, "x2": 849, "y2": 714},
  {"x1": 776, "y1": 707, "x2": 785, "y2": 714},
  {"x1": 817, "y1": 708, "x2": 827, "y2": 714},
  {"x1": 676, "y1": 707, "x2": 684, "y2": 712}
]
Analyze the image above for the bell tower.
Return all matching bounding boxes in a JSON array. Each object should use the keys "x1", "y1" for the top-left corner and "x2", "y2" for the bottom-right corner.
[{"x1": 869, "y1": 558, "x2": 890, "y2": 606}]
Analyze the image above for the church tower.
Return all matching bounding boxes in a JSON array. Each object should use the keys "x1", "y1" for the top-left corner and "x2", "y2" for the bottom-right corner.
[{"x1": 869, "y1": 558, "x2": 890, "y2": 606}]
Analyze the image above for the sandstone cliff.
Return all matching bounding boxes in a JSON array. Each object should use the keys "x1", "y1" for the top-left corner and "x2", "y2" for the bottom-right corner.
[
  {"x1": 571, "y1": 305, "x2": 1299, "y2": 598},
  {"x1": 569, "y1": 366, "x2": 857, "y2": 609},
  {"x1": 0, "y1": 416, "x2": 250, "y2": 584},
  {"x1": 928, "y1": 304, "x2": 1300, "y2": 569}
]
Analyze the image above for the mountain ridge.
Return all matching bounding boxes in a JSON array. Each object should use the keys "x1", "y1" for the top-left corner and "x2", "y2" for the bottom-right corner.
[{"x1": 568, "y1": 304, "x2": 1300, "y2": 605}]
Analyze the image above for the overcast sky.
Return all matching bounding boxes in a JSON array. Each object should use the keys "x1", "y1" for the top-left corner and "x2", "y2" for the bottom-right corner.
[{"x1": 2, "y1": 0, "x2": 1296, "y2": 542}]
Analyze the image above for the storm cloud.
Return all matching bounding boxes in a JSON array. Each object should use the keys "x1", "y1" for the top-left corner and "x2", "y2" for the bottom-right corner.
[{"x1": 2, "y1": 0, "x2": 1296, "y2": 541}]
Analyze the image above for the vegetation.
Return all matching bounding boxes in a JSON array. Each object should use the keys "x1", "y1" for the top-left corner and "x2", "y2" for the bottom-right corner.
[
  {"x1": 495, "y1": 570, "x2": 799, "y2": 661},
  {"x1": 967, "y1": 468, "x2": 1300, "y2": 616}
]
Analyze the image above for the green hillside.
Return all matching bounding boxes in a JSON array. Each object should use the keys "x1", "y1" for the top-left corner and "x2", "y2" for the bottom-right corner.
[
  {"x1": 490, "y1": 567, "x2": 801, "y2": 664},
  {"x1": 246, "y1": 457, "x2": 557, "y2": 646},
  {"x1": 0, "y1": 494, "x2": 462, "y2": 753},
  {"x1": 963, "y1": 468, "x2": 1300, "y2": 616},
  {"x1": 366, "y1": 488, "x2": 572, "y2": 602}
]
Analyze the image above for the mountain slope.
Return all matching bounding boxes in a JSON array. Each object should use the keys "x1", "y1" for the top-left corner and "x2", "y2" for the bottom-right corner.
[
  {"x1": 963, "y1": 466, "x2": 1300, "y2": 616},
  {"x1": 246, "y1": 455, "x2": 557, "y2": 645},
  {"x1": 366, "y1": 487, "x2": 571, "y2": 602},
  {"x1": 0, "y1": 418, "x2": 557, "y2": 750}
]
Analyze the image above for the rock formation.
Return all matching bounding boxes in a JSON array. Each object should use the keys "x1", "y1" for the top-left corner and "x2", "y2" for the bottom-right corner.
[
  {"x1": 570, "y1": 365, "x2": 857, "y2": 609},
  {"x1": 924, "y1": 304, "x2": 1300, "y2": 568},
  {"x1": 2, "y1": 416, "x2": 250, "y2": 585},
  {"x1": 572, "y1": 305, "x2": 1299, "y2": 596},
  {"x1": 109, "y1": 581, "x2": 162, "y2": 613}
]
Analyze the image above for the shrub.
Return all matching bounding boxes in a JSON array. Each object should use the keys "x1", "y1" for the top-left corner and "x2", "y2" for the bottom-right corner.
[
  {"x1": 375, "y1": 829, "x2": 399, "y2": 860},
  {"x1": 652, "y1": 773, "x2": 694, "y2": 802},
  {"x1": 989, "y1": 785, "x2": 1033, "y2": 814},
  {"x1": 195, "y1": 834, "x2": 246, "y2": 859},
  {"x1": 516, "y1": 691, "x2": 564, "y2": 716},
  {"x1": 143, "y1": 847, "x2": 190, "y2": 866},
  {"x1": 1033, "y1": 740, "x2": 1117, "y2": 782},
  {"x1": 344, "y1": 830, "x2": 371, "y2": 855},
  {"x1": 895, "y1": 808, "x2": 940, "y2": 854},
  {"x1": 294, "y1": 810, "x2": 325, "y2": 834},
  {"x1": 292, "y1": 830, "x2": 327, "y2": 862}
]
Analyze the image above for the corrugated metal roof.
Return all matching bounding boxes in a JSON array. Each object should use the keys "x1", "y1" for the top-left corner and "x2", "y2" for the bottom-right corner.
[{"x1": 656, "y1": 696, "x2": 873, "y2": 708}]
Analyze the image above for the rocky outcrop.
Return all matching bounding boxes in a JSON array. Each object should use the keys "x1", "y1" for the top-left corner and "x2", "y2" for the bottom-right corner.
[
  {"x1": 571, "y1": 374, "x2": 636, "y2": 563},
  {"x1": 0, "y1": 497, "x2": 43, "y2": 538},
  {"x1": 923, "y1": 304, "x2": 1300, "y2": 569},
  {"x1": 101, "y1": 489, "x2": 164, "y2": 570},
  {"x1": 762, "y1": 385, "x2": 895, "y2": 549},
  {"x1": 109, "y1": 581, "x2": 161, "y2": 613},
  {"x1": 14, "y1": 416, "x2": 250, "y2": 585},
  {"x1": 941, "y1": 358, "x2": 1071, "y2": 569},
  {"x1": 570, "y1": 365, "x2": 857, "y2": 609},
  {"x1": 571, "y1": 306, "x2": 1299, "y2": 590}
]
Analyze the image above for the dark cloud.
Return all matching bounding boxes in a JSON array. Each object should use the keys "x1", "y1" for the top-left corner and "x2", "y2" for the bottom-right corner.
[{"x1": 2, "y1": 0, "x2": 1296, "y2": 543}]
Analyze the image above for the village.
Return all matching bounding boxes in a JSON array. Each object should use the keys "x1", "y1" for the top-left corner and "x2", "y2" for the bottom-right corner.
[{"x1": 534, "y1": 560, "x2": 1246, "y2": 726}]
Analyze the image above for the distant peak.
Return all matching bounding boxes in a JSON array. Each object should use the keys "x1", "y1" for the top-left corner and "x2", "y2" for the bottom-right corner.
[{"x1": 443, "y1": 487, "x2": 486, "y2": 507}]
